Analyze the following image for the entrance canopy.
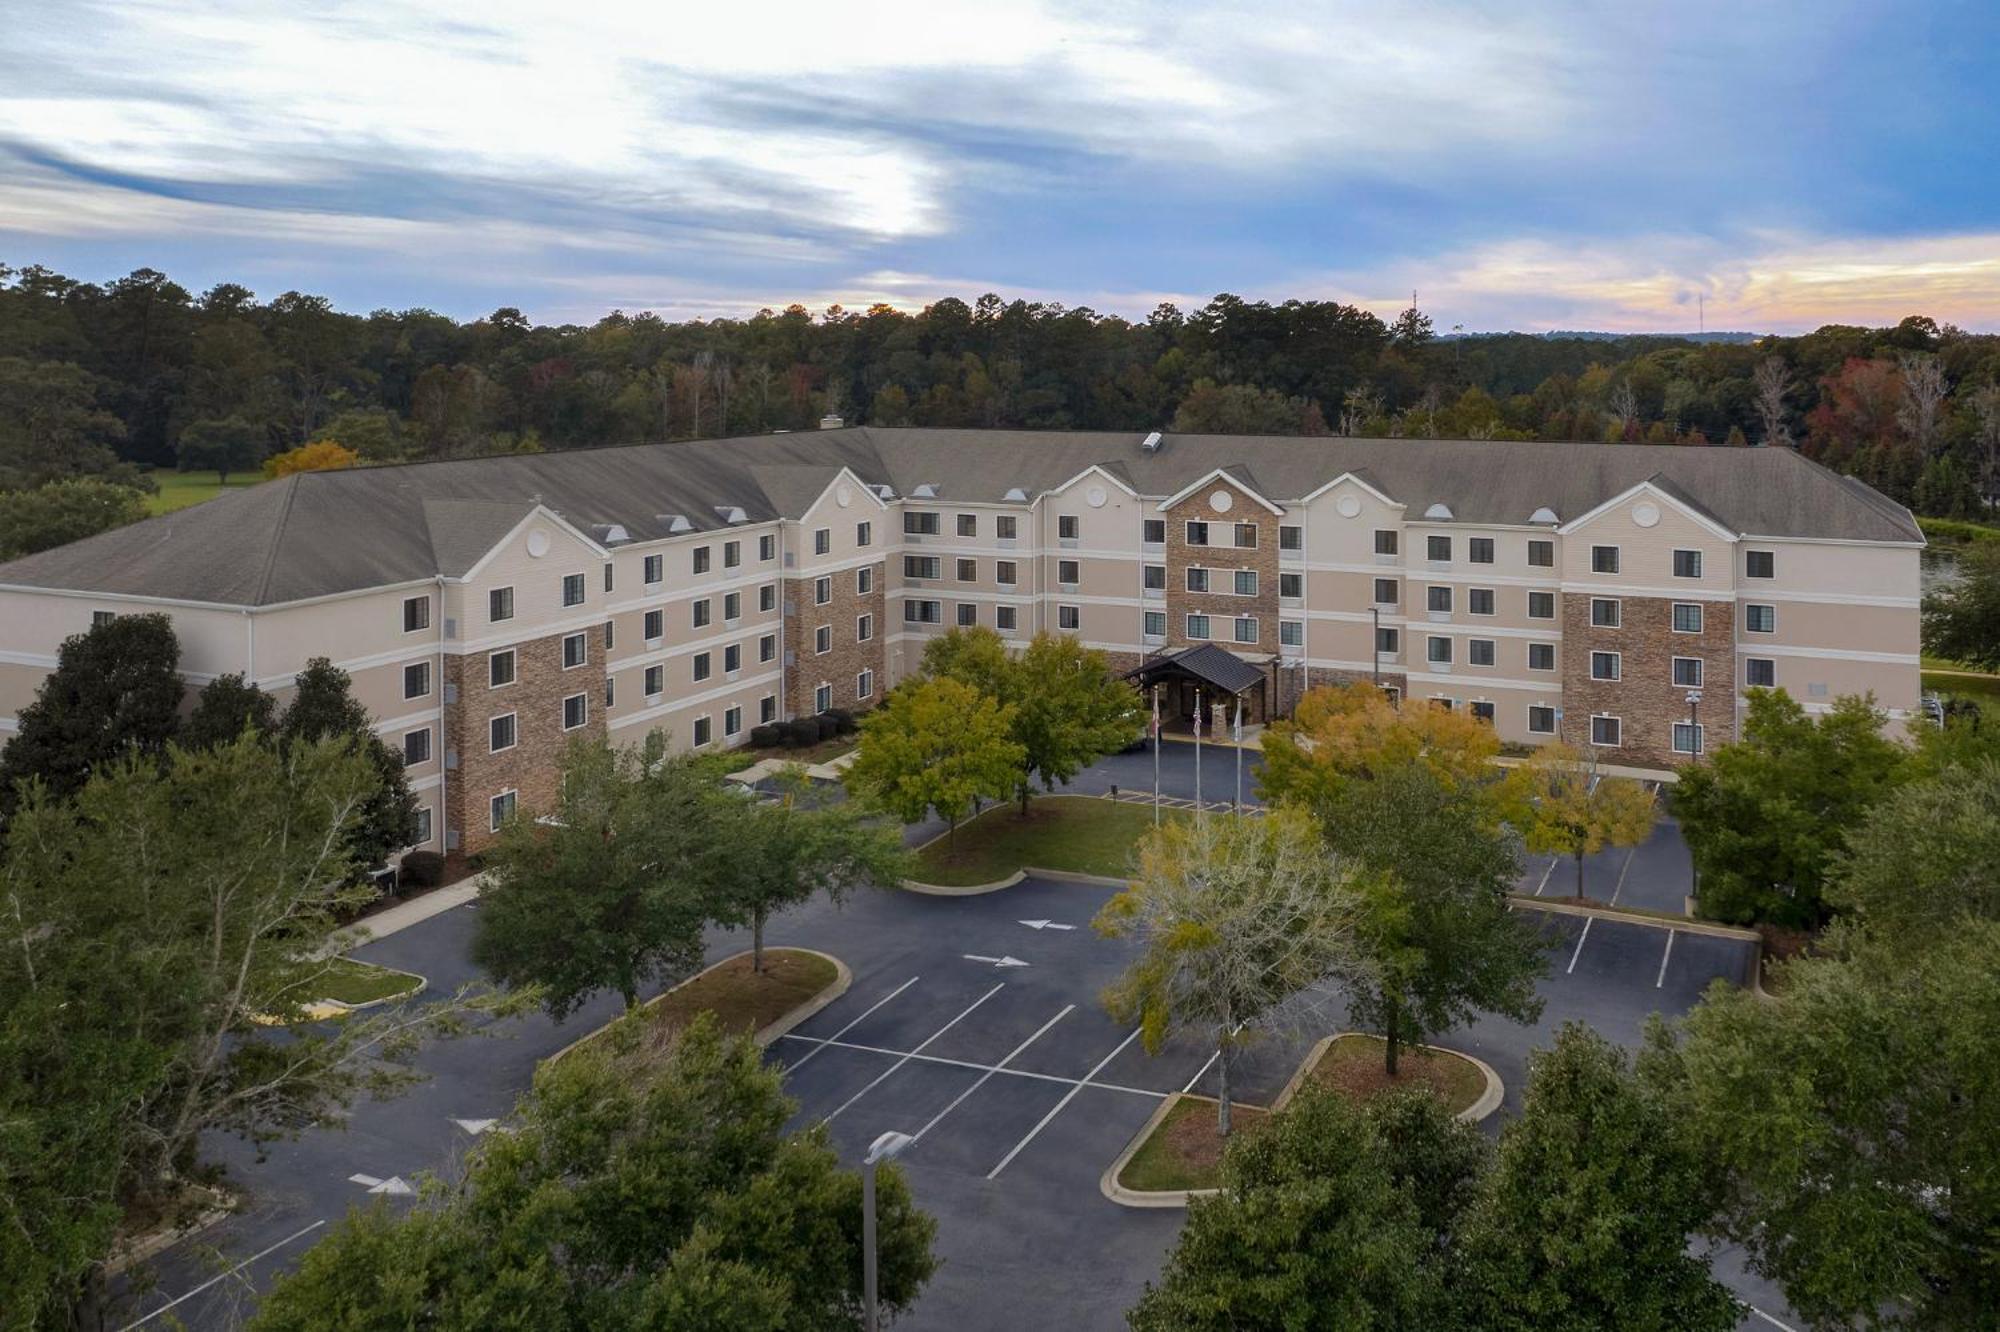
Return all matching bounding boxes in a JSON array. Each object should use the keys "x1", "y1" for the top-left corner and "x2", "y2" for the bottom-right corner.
[{"x1": 1124, "y1": 643, "x2": 1268, "y2": 696}]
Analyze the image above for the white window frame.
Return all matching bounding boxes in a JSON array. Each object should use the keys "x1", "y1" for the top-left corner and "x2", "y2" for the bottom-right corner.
[
  {"x1": 815, "y1": 624, "x2": 832, "y2": 655},
  {"x1": 1186, "y1": 613, "x2": 1211, "y2": 640},
  {"x1": 489, "y1": 712, "x2": 517, "y2": 754},
  {"x1": 561, "y1": 693, "x2": 587, "y2": 732},
  {"x1": 857, "y1": 669, "x2": 874, "y2": 700},
  {"x1": 1589, "y1": 714, "x2": 1622, "y2": 747},
  {"x1": 561, "y1": 572, "x2": 586, "y2": 607},
  {"x1": 561, "y1": 631, "x2": 588, "y2": 670},
  {"x1": 1527, "y1": 705, "x2": 1556, "y2": 734},
  {"x1": 1672, "y1": 656, "x2": 1704, "y2": 688},
  {"x1": 857, "y1": 613, "x2": 874, "y2": 642},
  {"x1": 404, "y1": 661, "x2": 431, "y2": 700},
  {"x1": 488, "y1": 648, "x2": 516, "y2": 689},
  {"x1": 1673, "y1": 721, "x2": 1705, "y2": 755},
  {"x1": 402, "y1": 594, "x2": 429, "y2": 634},
  {"x1": 489, "y1": 790, "x2": 517, "y2": 832},
  {"x1": 1590, "y1": 650, "x2": 1622, "y2": 682},
  {"x1": 1673, "y1": 548, "x2": 1703, "y2": 579}
]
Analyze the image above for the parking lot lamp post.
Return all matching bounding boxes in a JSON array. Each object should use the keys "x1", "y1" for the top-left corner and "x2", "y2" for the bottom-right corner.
[
  {"x1": 863, "y1": 1130, "x2": 914, "y2": 1332},
  {"x1": 1371, "y1": 605, "x2": 1381, "y2": 688}
]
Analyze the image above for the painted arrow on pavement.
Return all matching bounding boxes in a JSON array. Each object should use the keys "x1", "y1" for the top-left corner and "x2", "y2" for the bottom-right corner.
[
  {"x1": 1017, "y1": 919, "x2": 1076, "y2": 931},
  {"x1": 452, "y1": 1118, "x2": 499, "y2": 1136},
  {"x1": 962, "y1": 954, "x2": 1031, "y2": 968},
  {"x1": 348, "y1": 1173, "x2": 415, "y2": 1196}
]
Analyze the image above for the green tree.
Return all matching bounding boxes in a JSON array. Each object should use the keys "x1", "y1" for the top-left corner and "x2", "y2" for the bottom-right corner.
[
  {"x1": 474, "y1": 735, "x2": 734, "y2": 1015},
  {"x1": 1924, "y1": 542, "x2": 2000, "y2": 670},
  {"x1": 1668, "y1": 690, "x2": 1908, "y2": 927},
  {"x1": 1095, "y1": 808, "x2": 1358, "y2": 1134},
  {"x1": 1646, "y1": 924, "x2": 2000, "y2": 1329},
  {"x1": 919, "y1": 624, "x2": 1014, "y2": 699},
  {"x1": 1131, "y1": 1087, "x2": 1482, "y2": 1331},
  {"x1": 251, "y1": 1013, "x2": 938, "y2": 1332},
  {"x1": 842, "y1": 676, "x2": 1023, "y2": 848},
  {"x1": 280, "y1": 657, "x2": 419, "y2": 869},
  {"x1": 0, "y1": 356, "x2": 131, "y2": 489},
  {"x1": 0, "y1": 477, "x2": 149, "y2": 559},
  {"x1": 0, "y1": 611, "x2": 182, "y2": 818},
  {"x1": 1459, "y1": 1024, "x2": 1739, "y2": 1332},
  {"x1": 1502, "y1": 741, "x2": 1657, "y2": 901},
  {"x1": 1827, "y1": 758, "x2": 2000, "y2": 947},
  {"x1": 1325, "y1": 765, "x2": 1546, "y2": 1076},
  {"x1": 175, "y1": 414, "x2": 268, "y2": 484},
  {"x1": 184, "y1": 671, "x2": 279, "y2": 748}
]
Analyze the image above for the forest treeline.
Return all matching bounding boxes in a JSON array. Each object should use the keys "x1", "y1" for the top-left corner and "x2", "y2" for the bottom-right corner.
[{"x1": 4, "y1": 261, "x2": 1999, "y2": 529}]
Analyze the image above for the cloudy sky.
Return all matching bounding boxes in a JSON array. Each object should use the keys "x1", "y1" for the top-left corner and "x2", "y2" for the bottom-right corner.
[{"x1": 3, "y1": 1, "x2": 1997, "y2": 331}]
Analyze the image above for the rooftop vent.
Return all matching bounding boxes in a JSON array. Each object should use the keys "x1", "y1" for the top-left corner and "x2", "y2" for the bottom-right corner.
[
  {"x1": 1003, "y1": 486, "x2": 1029, "y2": 502},
  {"x1": 911, "y1": 482, "x2": 939, "y2": 499},
  {"x1": 1423, "y1": 502, "x2": 1454, "y2": 521},
  {"x1": 593, "y1": 523, "x2": 631, "y2": 544},
  {"x1": 873, "y1": 484, "x2": 896, "y2": 500},
  {"x1": 662, "y1": 513, "x2": 693, "y2": 534},
  {"x1": 819, "y1": 414, "x2": 844, "y2": 430},
  {"x1": 1141, "y1": 430, "x2": 1163, "y2": 452},
  {"x1": 713, "y1": 505, "x2": 748, "y2": 524},
  {"x1": 1528, "y1": 506, "x2": 1560, "y2": 525}
]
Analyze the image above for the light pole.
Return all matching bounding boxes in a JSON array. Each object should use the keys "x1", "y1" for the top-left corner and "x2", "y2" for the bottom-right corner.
[
  {"x1": 1371, "y1": 605, "x2": 1381, "y2": 688},
  {"x1": 863, "y1": 1130, "x2": 914, "y2": 1332},
  {"x1": 1684, "y1": 688, "x2": 1703, "y2": 755}
]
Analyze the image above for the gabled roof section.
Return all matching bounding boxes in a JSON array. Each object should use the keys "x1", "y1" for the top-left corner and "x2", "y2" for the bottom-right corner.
[
  {"x1": 1124, "y1": 643, "x2": 1268, "y2": 695},
  {"x1": 1298, "y1": 467, "x2": 1402, "y2": 508},
  {"x1": 1047, "y1": 461, "x2": 1139, "y2": 499},
  {"x1": 1156, "y1": 466, "x2": 1286, "y2": 515},
  {"x1": 456, "y1": 505, "x2": 609, "y2": 585},
  {"x1": 1556, "y1": 474, "x2": 1738, "y2": 542},
  {"x1": 423, "y1": 499, "x2": 540, "y2": 578},
  {"x1": 755, "y1": 464, "x2": 887, "y2": 520}
]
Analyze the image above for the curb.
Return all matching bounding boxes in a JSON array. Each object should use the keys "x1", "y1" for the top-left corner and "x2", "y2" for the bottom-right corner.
[
  {"x1": 544, "y1": 947, "x2": 850, "y2": 1065},
  {"x1": 1277, "y1": 1033, "x2": 1503, "y2": 1125},
  {"x1": 1507, "y1": 895, "x2": 1761, "y2": 942},
  {"x1": 322, "y1": 963, "x2": 428, "y2": 1013},
  {"x1": 104, "y1": 1185, "x2": 236, "y2": 1275},
  {"x1": 900, "y1": 866, "x2": 1130, "y2": 895},
  {"x1": 1100, "y1": 1093, "x2": 1228, "y2": 1208}
]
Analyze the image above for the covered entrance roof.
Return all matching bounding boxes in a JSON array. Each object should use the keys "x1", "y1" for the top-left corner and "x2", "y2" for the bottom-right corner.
[{"x1": 1124, "y1": 643, "x2": 1269, "y2": 696}]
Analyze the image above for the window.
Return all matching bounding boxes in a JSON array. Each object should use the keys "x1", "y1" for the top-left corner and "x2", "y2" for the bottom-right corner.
[
  {"x1": 1673, "y1": 722, "x2": 1705, "y2": 755},
  {"x1": 856, "y1": 670, "x2": 874, "y2": 700},
  {"x1": 813, "y1": 576, "x2": 831, "y2": 606},
  {"x1": 562, "y1": 573, "x2": 586, "y2": 606},
  {"x1": 1673, "y1": 549, "x2": 1702, "y2": 579},
  {"x1": 1058, "y1": 605, "x2": 1079, "y2": 630},
  {"x1": 724, "y1": 591, "x2": 741, "y2": 620},
  {"x1": 724, "y1": 642, "x2": 741, "y2": 673},
  {"x1": 489, "y1": 649, "x2": 516, "y2": 688},
  {"x1": 724, "y1": 540, "x2": 741, "y2": 569},
  {"x1": 412, "y1": 807, "x2": 432, "y2": 846},
  {"x1": 404, "y1": 661, "x2": 431, "y2": 700},
  {"x1": 856, "y1": 612, "x2": 874, "y2": 642},
  {"x1": 1000, "y1": 606, "x2": 1021, "y2": 631},
  {"x1": 1376, "y1": 626, "x2": 1400, "y2": 653},
  {"x1": 1590, "y1": 598, "x2": 1621, "y2": 628},
  {"x1": 957, "y1": 513, "x2": 978, "y2": 538},
  {"x1": 1059, "y1": 515, "x2": 1080, "y2": 540},
  {"x1": 759, "y1": 583, "x2": 776, "y2": 613},
  {"x1": 1590, "y1": 651, "x2": 1621, "y2": 681},
  {"x1": 1746, "y1": 658, "x2": 1776, "y2": 687},
  {"x1": 905, "y1": 511, "x2": 939, "y2": 536},
  {"x1": 562, "y1": 632, "x2": 587, "y2": 669},
  {"x1": 958, "y1": 558, "x2": 978, "y2": 582},
  {"x1": 1233, "y1": 569, "x2": 1258, "y2": 596},
  {"x1": 1233, "y1": 616, "x2": 1258, "y2": 644},
  {"x1": 1527, "y1": 539, "x2": 1554, "y2": 568},
  {"x1": 1528, "y1": 642, "x2": 1555, "y2": 671},
  {"x1": 562, "y1": 694, "x2": 587, "y2": 730},
  {"x1": 1590, "y1": 715, "x2": 1622, "y2": 747},
  {"x1": 904, "y1": 555, "x2": 941, "y2": 579},
  {"x1": 91, "y1": 610, "x2": 116, "y2": 628},
  {"x1": 1374, "y1": 530, "x2": 1399, "y2": 556},
  {"x1": 1185, "y1": 520, "x2": 1210, "y2": 546},
  {"x1": 694, "y1": 545, "x2": 713, "y2": 575},
  {"x1": 402, "y1": 595, "x2": 429, "y2": 633},
  {"x1": 1528, "y1": 591, "x2": 1555, "y2": 619},
  {"x1": 1427, "y1": 535, "x2": 1452, "y2": 561},
  {"x1": 643, "y1": 608, "x2": 663, "y2": 640},
  {"x1": 1186, "y1": 567, "x2": 1210, "y2": 593},
  {"x1": 813, "y1": 528, "x2": 831, "y2": 556},
  {"x1": 1233, "y1": 522, "x2": 1258, "y2": 549},
  {"x1": 1673, "y1": 657, "x2": 1704, "y2": 687},
  {"x1": 1746, "y1": 550, "x2": 1775, "y2": 579},
  {"x1": 693, "y1": 599, "x2": 712, "y2": 629},
  {"x1": 1471, "y1": 701, "x2": 1495, "y2": 722},
  {"x1": 403, "y1": 728, "x2": 431, "y2": 766},
  {"x1": 759, "y1": 695, "x2": 777, "y2": 724},
  {"x1": 1469, "y1": 537, "x2": 1495, "y2": 564},
  {"x1": 1281, "y1": 619, "x2": 1304, "y2": 647},
  {"x1": 489, "y1": 587, "x2": 515, "y2": 622},
  {"x1": 815, "y1": 625, "x2": 832, "y2": 654},
  {"x1": 1374, "y1": 578, "x2": 1398, "y2": 605},
  {"x1": 644, "y1": 664, "x2": 664, "y2": 697},
  {"x1": 693, "y1": 652, "x2": 711, "y2": 682},
  {"x1": 905, "y1": 600, "x2": 942, "y2": 624},
  {"x1": 1058, "y1": 559, "x2": 1080, "y2": 585},
  {"x1": 1469, "y1": 639, "x2": 1495, "y2": 666},
  {"x1": 1427, "y1": 585, "x2": 1453, "y2": 613},
  {"x1": 603, "y1": 620, "x2": 615, "y2": 650},
  {"x1": 694, "y1": 716, "x2": 713, "y2": 746},
  {"x1": 725, "y1": 705, "x2": 743, "y2": 737},
  {"x1": 604, "y1": 677, "x2": 614, "y2": 709},
  {"x1": 489, "y1": 791, "x2": 516, "y2": 832},
  {"x1": 1187, "y1": 613, "x2": 1211, "y2": 639},
  {"x1": 1673, "y1": 603, "x2": 1704, "y2": 634},
  {"x1": 1427, "y1": 636, "x2": 1453, "y2": 664},
  {"x1": 856, "y1": 520, "x2": 872, "y2": 547},
  {"x1": 997, "y1": 515, "x2": 1018, "y2": 540},
  {"x1": 1279, "y1": 524, "x2": 1302, "y2": 551},
  {"x1": 814, "y1": 684, "x2": 832, "y2": 714},
  {"x1": 998, "y1": 560, "x2": 1017, "y2": 586},
  {"x1": 759, "y1": 533, "x2": 776, "y2": 561},
  {"x1": 1468, "y1": 588, "x2": 1495, "y2": 616},
  {"x1": 1528, "y1": 705, "x2": 1556, "y2": 734},
  {"x1": 1590, "y1": 545, "x2": 1620, "y2": 575},
  {"x1": 1280, "y1": 572, "x2": 1302, "y2": 599},
  {"x1": 759, "y1": 633, "x2": 776, "y2": 663},
  {"x1": 858, "y1": 566, "x2": 874, "y2": 595},
  {"x1": 489, "y1": 713, "x2": 517, "y2": 753},
  {"x1": 1143, "y1": 610, "x2": 1165, "y2": 637},
  {"x1": 1745, "y1": 604, "x2": 1776, "y2": 633},
  {"x1": 1143, "y1": 518, "x2": 1165, "y2": 544},
  {"x1": 604, "y1": 562, "x2": 614, "y2": 592}
]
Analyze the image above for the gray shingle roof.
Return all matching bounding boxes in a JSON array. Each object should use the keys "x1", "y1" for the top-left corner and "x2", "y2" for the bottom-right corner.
[{"x1": 0, "y1": 429, "x2": 1921, "y2": 606}]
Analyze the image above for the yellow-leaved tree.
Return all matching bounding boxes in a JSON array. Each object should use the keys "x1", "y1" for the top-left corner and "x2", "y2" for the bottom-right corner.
[
  {"x1": 264, "y1": 439, "x2": 361, "y2": 478},
  {"x1": 1502, "y1": 741, "x2": 1656, "y2": 901},
  {"x1": 1258, "y1": 682, "x2": 1502, "y2": 817}
]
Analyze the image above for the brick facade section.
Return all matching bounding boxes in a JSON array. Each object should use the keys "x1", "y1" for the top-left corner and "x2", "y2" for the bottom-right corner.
[
  {"x1": 444, "y1": 625, "x2": 608, "y2": 856},
  {"x1": 783, "y1": 560, "x2": 886, "y2": 717},
  {"x1": 1561, "y1": 592, "x2": 1734, "y2": 767},
  {"x1": 1162, "y1": 478, "x2": 1283, "y2": 721}
]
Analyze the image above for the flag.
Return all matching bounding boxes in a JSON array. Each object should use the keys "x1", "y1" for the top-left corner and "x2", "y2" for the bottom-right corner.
[
  {"x1": 1232, "y1": 699, "x2": 1242, "y2": 744},
  {"x1": 1191, "y1": 693, "x2": 1202, "y2": 736},
  {"x1": 1150, "y1": 688, "x2": 1160, "y2": 738}
]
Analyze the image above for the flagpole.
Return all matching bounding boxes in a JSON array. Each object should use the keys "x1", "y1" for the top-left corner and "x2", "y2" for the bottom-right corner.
[
  {"x1": 1151, "y1": 685, "x2": 1161, "y2": 826},
  {"x1": 1193, "y1": 687, "x2": 1203, "y2": 813},
  {"x1": 1233, "y1": 696, "x2": 1243, "y2": 811}
]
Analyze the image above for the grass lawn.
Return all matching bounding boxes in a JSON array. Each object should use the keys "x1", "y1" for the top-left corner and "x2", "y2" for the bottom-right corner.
[
  {"x1": 1118, "y1": 1094, "x2": 1268, "y2": 1193},
  {"x1": 312, "y1": 957, "x2": 424, "y2": 1006},
  {"x1": 644, "y1": 948, "x2": 837, "y2": 1038},
  {"x1": 912, "y1": 795, "x2": 1185, "y2": 886},
  {"x1": 1924, "y1": 669, "x2": 2000, "y2": 703},
  {"x1": 144, "y1": 467, "x2": 264, "y2": 514},
  {"x1": 1308, "y1": 1034, "x2": 1487, "y2": 1115}
]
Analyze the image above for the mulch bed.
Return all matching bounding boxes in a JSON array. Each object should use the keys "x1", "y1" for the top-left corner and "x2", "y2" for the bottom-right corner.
[{"x1": 1308, "y1": 1034, "x2": 1486, "y2": 1114}]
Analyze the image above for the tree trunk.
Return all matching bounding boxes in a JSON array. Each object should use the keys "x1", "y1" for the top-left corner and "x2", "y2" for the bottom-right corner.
[
  {"x1": 1018, "y1": 783, "x2": 1031, "y2": 818},
  {"x1": 70, "y1": 1263, "x2": 106, "y2": 1331},
  {"x1": 1384, "y1": 999, "x2": 1400, "y2": 1077},
  {"x1": 752, "y1": 907, "x2": 766, "y2": 975},
  {"x1": 1575, "y1": 847, "x2": 1586, "y2": 901},
  {"x1": 947, "y1": 813, "x2": 957, "y2": 852},
  {"x1": 1216, "y1": 1041, "x2": 1233, "y2": 1137}
]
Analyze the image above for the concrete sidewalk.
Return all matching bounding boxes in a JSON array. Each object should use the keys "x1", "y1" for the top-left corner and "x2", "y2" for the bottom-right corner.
[{"x1": 345, "y1": 878, "x2": 484, "y2": 947}]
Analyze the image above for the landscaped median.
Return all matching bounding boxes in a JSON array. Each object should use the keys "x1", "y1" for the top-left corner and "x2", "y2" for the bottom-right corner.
[
  {"x1": 904, "y1": 794, "x2": 1188, "y2": 892},
  {"x1": 547, "y1": 947, "x2": 850, "y2": 1064},
  {"x1": 258, "y1": 957, "x2": 427, "y2": 1024},
  {"x1": 1103, "y1": 1033, "x2": 1501, "y2": 1206}
]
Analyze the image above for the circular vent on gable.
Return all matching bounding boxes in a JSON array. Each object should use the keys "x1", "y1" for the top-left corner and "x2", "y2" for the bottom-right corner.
[
  {"x1": 1633, "y1": 502, "x2": 1662, "y2": 528},
  {"x1": 1210, "y1": 490, "x2": 1235, "y2": 513},
  {"x1": 526, "y1": 530, "x2": 551, "y2": 558},
  {"x1": 1336, "y1": 495, "x2": 1362, "y2": 518},
  {"x1": 1086, "y1": 484, "x2": 1108, "y2": 508}
]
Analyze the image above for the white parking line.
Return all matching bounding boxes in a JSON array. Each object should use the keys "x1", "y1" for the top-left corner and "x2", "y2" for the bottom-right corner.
[
  {"x1": 987, "y1": 1027, "x2": 1143, "y2": 1180},
  {"x1": 1566, "y1": 916, "x2": 1594, "y2": 975},
  {"x1": 910, "y1": 1005, "x2": 1075, "y2": 1143},
  {"x1": 119, "y1": 1220, "x2": 327, "y2": 1330},
  {"x1": 1656, "y1": 929, "x2": 1676, "y2": 988},
  {"x1": 1533, "y1": 858, "x2": 1557, "y2": 896},
  {"x1": 779, "y1": 1032, "x2": 1166, "y2": 1099},
  {"x1": 786, "y1": 975, "x2": 919, "y2": 1071},
  {"x1": 820, "y1": 983, "x2": 1006, "y2": 1125},
  {"x1": 1179, "y1": 1021, "x2": 1246, "y2": 1094},
  {"x1": 1608, "y1": 846, "x2": 1639, "y2": 905},
  {"x1": 1749, "y1": 1307, "x2": 1801, "y2": 1331}
]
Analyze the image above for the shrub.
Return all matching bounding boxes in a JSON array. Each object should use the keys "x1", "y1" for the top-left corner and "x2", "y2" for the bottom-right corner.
[
  {"x1": 749, "y1": 723, "x2": 782, "y2": 748},
  {"x1": 826, "y1": 708, "x2": 856, "y2": 734},
  {"x1": 815, "y1": 714, "x2": 840, "y2": 741},
  {"x1": 782, "y1": 719, "x2": 819, "y2": 747},
  {"x1": 399, "y1": 850, "x2": 445, "y2": 888}
]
